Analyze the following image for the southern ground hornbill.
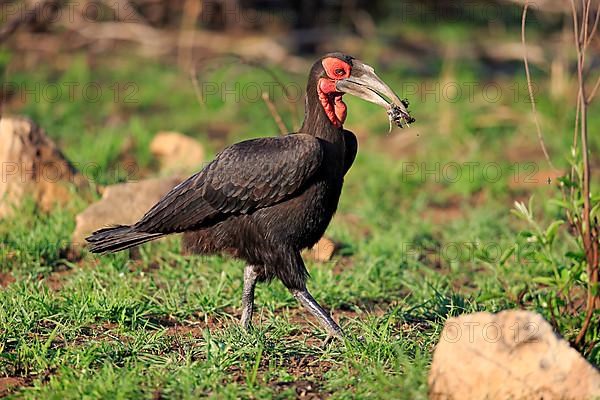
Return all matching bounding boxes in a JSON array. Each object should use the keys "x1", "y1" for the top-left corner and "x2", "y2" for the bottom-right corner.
[{"x1": 87, "y1": 53, "x2": 413, "y2": 338}]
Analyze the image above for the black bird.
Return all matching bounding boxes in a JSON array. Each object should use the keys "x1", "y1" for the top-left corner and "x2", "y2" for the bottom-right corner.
[{"x1": 87, "y1": 53, "x2": 413, "y2": 337}]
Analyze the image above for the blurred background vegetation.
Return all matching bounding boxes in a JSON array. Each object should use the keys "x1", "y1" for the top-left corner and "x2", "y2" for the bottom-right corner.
[{"x1": 0, "y1": 0, "x2": 599, "y2": 398}]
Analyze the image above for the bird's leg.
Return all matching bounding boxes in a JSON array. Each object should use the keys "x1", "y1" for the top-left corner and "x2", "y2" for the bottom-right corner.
[
  {"x1": 291, "y1": 288, "x2": 344, "y2": 338},
  {"x1": 241, "y1": 265, "x2": 259, "y2": 330}
]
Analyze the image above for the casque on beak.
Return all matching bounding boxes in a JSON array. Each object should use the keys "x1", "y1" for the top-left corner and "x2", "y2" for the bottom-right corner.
[{"x1": 335, "y1": 60, "x2": 414, "y2": 128}]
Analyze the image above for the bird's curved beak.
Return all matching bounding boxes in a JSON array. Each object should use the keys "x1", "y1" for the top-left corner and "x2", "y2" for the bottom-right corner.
[{"x1": 335, "y1": 60, "x2": 414, "y2": 128}]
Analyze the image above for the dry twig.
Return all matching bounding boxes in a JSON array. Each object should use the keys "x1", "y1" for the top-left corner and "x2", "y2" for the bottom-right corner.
[
  {"x1": 262, "y1": 92, "x2": 288, "y2": 135},
  {"x1": 521, "y1": 0, "x2": 556, "y2": 171},
  {"x1": 569, "y1": 0, "x2": 599, "y2": 348},
  {"x1": 521, "y1": 0, "x2": 599, "y2": 350}
]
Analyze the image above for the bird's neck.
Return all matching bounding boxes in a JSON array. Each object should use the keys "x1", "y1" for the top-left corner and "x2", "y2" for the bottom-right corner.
[{"x1": 299, "y1": 78, "x2": 345, "y2": 143}]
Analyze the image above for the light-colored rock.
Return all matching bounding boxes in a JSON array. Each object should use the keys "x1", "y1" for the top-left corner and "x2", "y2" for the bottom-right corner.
[
  {"x1": 0, "y1": 116, "x2": 85, "y2": 217},
  {"x1": 429, "y1": 310, "x2": 600, "y2": 400},
  {"x1": 150, "y1": 131, "x2": 204, "y2": 173},
  {"x1": 304, "y1": 237, "x2": 338, "y2": 262},
  {"x1": 71, "y1": 176, "x2": 182, "y2": 246}
]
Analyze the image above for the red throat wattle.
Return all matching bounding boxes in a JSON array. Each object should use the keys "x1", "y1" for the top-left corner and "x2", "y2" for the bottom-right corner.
[
  {"x1": 318, "y1": 78, "x2": 346, "y2": 128},
  {"x1": 318, "y1": 57, "x2": 352, "y2": 128}
]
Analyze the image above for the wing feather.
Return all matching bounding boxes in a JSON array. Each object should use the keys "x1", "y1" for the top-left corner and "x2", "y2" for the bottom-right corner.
[{"x1": 134, "y1": 134, "x2": 323, "y2": 233}]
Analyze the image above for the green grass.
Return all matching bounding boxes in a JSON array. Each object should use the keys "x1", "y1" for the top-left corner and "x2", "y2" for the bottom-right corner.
[{"x1": 1, "y1": 32, "x2": 600, "y2": 398}]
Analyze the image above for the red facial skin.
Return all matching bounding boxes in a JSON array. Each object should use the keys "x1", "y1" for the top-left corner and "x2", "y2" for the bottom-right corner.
[{"x1": 318, "y1": 57, "x2": 352, "y2": 128}]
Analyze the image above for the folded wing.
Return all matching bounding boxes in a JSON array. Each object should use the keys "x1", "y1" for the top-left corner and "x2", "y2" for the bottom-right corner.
[{"x1": 134, "y1": 134, "x2": 324, "y2": 233}]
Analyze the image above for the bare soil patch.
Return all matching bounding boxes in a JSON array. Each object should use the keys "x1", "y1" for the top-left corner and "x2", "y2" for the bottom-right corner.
[
  {"x1": 226, "y1": 354, "x2": 333, "y2": 399},
  {"x1": 0, "y1": 272, "x2": 15, "y2": 288},
  {"x1": 41, "y1": 266, "x2": 74, "y2": 291},
  {"x1": 0, "y1": 377, "x2": 27, "y2": 397}
]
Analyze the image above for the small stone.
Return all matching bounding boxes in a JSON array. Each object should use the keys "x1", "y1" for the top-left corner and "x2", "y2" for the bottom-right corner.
[
  {"x1": 0, "y1": 116, "x2": 85, "y2": 217},
  {"x1": 304, "y1": 237, "x2": 338, "y2": 262},
  {"x1": 428, "y1": 310, "x2": 600, "y2": 400},
  {"x1": 150, "y1": 131, "x2": 204, "y2": 173},
  {"x1": 71, "y1": 176, "x2": 182, "y2": 247}
]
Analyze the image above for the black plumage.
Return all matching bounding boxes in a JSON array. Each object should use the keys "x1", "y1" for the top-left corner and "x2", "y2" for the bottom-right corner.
[{"x1": 87, "y1": 52, "x2": 411, "y2": 337}]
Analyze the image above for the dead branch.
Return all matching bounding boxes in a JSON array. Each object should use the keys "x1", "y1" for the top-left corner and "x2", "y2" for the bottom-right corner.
[
  {"x1": 587, "y1": 74, "x2": 600, "y2": 103},
  {"x1": 189, "y1": 66, "x2": 205, "y2": 107},
  {"x1": 261, "y1": 92, "x2": 288, "y2": 135},
  {"x1": 521, "y1": 0, "x2": 556, "y2": 171},
  {"x1": 570, "y1": 0, "x2": 599, "y2": 348},
  {"x1": 177, "y1": 0, "x2": 202, "y2": 69},
  {"x1": 521, "y1": 0, "x2": 599, "y2": 350}
]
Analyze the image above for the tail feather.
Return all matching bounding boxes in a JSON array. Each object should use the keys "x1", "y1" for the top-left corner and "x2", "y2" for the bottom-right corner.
[{"x1": 86, "y1": 225, "x2": 164, "y2": 254}]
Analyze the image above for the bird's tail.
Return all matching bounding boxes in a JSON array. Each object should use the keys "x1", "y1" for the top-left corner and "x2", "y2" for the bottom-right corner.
[{"x1": 86, "y1": 225, "x2": 164, "y2": 254}]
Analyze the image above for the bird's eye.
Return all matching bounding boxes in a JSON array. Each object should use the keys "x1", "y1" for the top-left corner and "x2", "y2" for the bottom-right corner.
[{"x1": 335, "y1": 68, "x2": 345, "y2": 76}]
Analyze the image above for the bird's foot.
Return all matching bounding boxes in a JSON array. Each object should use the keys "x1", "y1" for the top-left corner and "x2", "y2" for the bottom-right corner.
[
  {"x1": 322, "y1": 333, "x2": 340, "y2": 347},
  {"x1": 240, "y1": 308, "x2": 253, "y2": 332},
  {"x1": 291, "y1": 288, "x2": 344, "y2": 340}
]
